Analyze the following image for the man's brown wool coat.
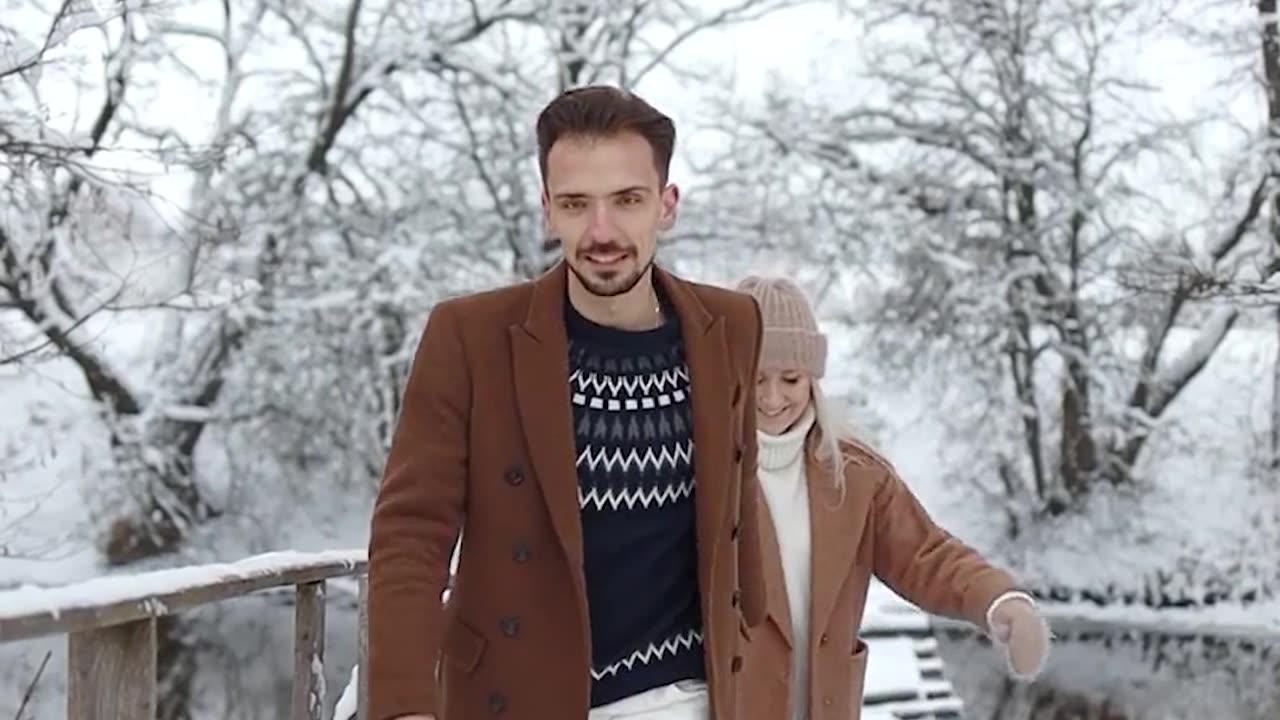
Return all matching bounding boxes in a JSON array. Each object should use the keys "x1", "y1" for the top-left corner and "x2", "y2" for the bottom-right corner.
[{"x1": 366, "y1": 262, "x2": 768, "y2": 720}]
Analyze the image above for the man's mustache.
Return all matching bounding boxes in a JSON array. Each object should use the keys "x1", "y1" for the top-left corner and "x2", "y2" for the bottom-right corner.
[{"x1": 578, "y1": 244, "x2": 635, "y2": 256}]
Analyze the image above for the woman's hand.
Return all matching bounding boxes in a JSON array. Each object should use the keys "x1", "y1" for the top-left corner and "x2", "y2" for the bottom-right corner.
[{"x1": 988, "y1": 595, "x2": 1052, "y2": 680}]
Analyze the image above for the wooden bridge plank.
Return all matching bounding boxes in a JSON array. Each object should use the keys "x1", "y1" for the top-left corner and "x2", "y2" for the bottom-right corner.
[{"x1": 861, "y1": 579, "x2": 965, "y2": 720}]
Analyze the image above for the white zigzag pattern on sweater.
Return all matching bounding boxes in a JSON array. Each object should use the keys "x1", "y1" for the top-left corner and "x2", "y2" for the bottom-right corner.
[
  {"x1": 579, "y1": 477, "x2": 695, "y2": 511},
  {"x1": 576, "y1": 442, "x2": 692, "y2": 475},
  {"x1": 591, "y1": 628, "x2": 704, "y2": 680},
  {"x1": 570, "y1": 367, "x2": 688, "y2": 397}
]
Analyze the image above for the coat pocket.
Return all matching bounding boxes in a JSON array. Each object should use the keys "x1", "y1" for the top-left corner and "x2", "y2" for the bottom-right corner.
[{"x1": 442, "y1": 617, "x2": 486, "y2": 673}]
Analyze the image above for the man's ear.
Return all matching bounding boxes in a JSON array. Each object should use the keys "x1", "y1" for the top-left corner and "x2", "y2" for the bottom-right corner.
[
  {"x1": 658, "y1": 183, "x2": 680, "y2": 231},
  {"x1": 541, "y1": 189, "x2": 553, "y2": 234}
]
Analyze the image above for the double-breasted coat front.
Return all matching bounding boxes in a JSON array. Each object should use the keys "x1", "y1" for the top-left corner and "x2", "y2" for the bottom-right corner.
[{"x1": 366, "y1": 261, "x2": 769, "y2": 720}]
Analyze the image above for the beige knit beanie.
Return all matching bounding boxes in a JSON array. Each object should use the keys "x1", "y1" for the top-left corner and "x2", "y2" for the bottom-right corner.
[{"x1": 735, "y1": 275, "x2": 827, "y2": 378}]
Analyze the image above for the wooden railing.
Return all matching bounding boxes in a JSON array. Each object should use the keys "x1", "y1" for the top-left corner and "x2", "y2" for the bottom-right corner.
[
  {"x1": 0, "y1": 550, "x2": 370, "y2": 720},
  {"x1": 1, "y1": 551, "x2": 965, "y2": 720}
]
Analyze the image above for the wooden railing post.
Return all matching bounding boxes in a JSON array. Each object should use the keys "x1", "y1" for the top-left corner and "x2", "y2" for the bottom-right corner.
[
  {"x1": 0, "y1": 550, "x2": 368, "y2": 720},
  {"x1": 67, "y1": 617, "x2": 157, "y2": 719},
  {"x1": 292, "y1": 581, "x2": 327, "y2": 720},
  {"x1": 357, "y1": 574, "x2": 369, "y2": 720}
]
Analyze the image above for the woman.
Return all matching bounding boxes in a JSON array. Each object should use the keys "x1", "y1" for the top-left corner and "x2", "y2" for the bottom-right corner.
[{"x1": 733, "y1": 276, "x2": 1050, "y2": 720}]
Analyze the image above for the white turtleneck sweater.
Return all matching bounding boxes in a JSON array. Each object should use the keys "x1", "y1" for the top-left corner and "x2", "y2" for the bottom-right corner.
[{"x1": 756, "y1": 406, "x2": 817, "y2": 720}]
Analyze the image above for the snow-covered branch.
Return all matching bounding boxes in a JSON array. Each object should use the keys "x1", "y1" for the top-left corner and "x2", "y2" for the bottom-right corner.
[{"x1": 0, "y1": 0, "x2": 145, "y2": 80}]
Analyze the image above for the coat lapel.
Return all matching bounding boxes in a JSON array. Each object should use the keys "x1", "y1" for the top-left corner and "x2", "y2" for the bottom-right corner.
[
  {"x1": 758, "y1": 501, "x2": 794, "y2": 647},
  {"x1": 652, "y1": 267, "x2": 734, "y2": 600},
  {"x1": 509, "y1": 263, "x2": 583, "y2": 568},
  {"x1": 806, "y1": 446, "x2": 873, "y2": 646}
]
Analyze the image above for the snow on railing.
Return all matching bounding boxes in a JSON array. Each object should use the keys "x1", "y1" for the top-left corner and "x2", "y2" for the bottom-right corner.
[{"x1": 0, "y1": 549, "x2": 370, "y2": 720}]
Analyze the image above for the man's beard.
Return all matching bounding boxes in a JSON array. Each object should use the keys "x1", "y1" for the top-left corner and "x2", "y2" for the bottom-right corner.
[{"x1": 569, "y1": 245, "x2": 654, "y2": 298}]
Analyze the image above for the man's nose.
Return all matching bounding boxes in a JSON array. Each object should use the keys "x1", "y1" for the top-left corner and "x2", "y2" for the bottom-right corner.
[{"x1": 586, "y1": 203, "x2": 619, "y2": 239}]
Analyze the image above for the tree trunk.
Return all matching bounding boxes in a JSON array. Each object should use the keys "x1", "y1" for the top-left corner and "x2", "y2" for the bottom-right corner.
[
  {"x1": 1262, "y1": 0, "x2": 1280, "y2": 476},
  {"x1": 537, "y1": 4, "x2": 595, "y2": 276},
  {"x1": 1272, "y1": 306, "x2": 1280, "y2": 475}
]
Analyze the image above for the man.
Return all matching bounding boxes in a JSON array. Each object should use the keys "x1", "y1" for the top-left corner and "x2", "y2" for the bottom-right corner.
[{"x1": 366, "y1": 85, "x2": 767, "y2": 720}]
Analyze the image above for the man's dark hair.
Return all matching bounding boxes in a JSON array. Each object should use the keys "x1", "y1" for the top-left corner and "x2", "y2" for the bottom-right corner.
[{"x1": 535, "y1": 85, "x2": 676, "y2": 186}]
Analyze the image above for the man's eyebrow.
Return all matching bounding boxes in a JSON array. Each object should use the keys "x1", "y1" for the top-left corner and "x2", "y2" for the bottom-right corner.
[{"x1": 551, "y1": 186, "x2": 652, "y2": 200}]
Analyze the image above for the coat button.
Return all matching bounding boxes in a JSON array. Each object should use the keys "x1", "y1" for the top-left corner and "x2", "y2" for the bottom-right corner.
[
  {"x1": 512, "y1": 542, "x2": 531, "y2": 563},
  {"x1": 734, "y1": 445, "x2": 743, "y2": 462},
  {"x1": 819, "y1": 633, "x2": 829, "y2": 645},
  {"x1": 731, "y1": 655, "x2": 743, "y2": 673},
  {"x1": 488, "y1": 692, "x2": 507, "y2": 713},
  {"x1": 504, "y1": 466, "x2": 524, "y2": 486},
  {"x1": 731, "y1": 590, "x2": 741, "y2": 607},
  {"x1": 730, "y1": 523, "x2": 739, "y2": 540},
  {"x1": 499, "y1": 616, "x2": 520, "y2": 637}
]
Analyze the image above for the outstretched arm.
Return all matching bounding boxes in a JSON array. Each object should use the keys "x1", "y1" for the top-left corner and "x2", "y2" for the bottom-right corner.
[
  {"x1": 869, "y1": 463, "x2": 1052, "y2": 679},
  {"x1": 367, "y1": 301, "x2": 470, "y2": 720},
  {"x1": 869, "y1": 465, "x2": 1017, "y2": 631}
]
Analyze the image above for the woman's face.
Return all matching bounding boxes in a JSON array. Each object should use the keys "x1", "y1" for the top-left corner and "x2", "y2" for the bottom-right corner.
[{"x1": 755, "y1": 368, "x2": 812, "y2": 435}]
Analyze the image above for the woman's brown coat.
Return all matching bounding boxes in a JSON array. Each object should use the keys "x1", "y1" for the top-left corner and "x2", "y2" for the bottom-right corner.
[
  {"x1": 365, "y1": 262, "x2": 768, "y2": 720},
  {"x1": 737, "y1": 440, "x2": 1017, "y2": 720}
]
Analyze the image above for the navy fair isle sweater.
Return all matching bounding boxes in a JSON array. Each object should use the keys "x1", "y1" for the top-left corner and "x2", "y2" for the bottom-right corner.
[{"x1": 564, "y1": 295, "x2": 705, "y2": 708}]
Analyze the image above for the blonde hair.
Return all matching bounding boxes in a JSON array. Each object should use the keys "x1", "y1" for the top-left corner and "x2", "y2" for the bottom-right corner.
[{"x1": 808, "y1": 380, "x2": 885, "y2": 504}]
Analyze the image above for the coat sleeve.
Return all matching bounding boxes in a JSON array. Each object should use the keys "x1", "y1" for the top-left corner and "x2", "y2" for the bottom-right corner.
[
  {"x1": 737, "y1": 296, "x2": 768, "y2": 628},
  {"x1": 869, "y1": 462, "x2": 1017, "y2": 631},
  {"x1": 366, "y1": 300, "x2": 470, "y2": 720}
]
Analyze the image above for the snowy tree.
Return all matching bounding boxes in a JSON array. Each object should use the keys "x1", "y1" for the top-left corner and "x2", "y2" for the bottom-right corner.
[
  {"x1": 720, "y1": 0, "x2": 1273, "y2": 523},
  {"x1": 208, "y1": 0, "x2": 812, "y2": 520},
  {"x1": 4, "y1": 0, "x2": 808, "y2": 568},
  {"x1": 4, "y1": 1, "x2": 809, "y2": 713},
  {"x1": 0, "y1": 0, "x2": 229, "y2": 565},
  {"x1": 1253, "y1": 0, "x2": 1280, "y2": 474},
  {"x1": 1169, "y1": 0, "x2": 1280, "y2": 476},
  {"x1": 405, "y1": 0, "x2": 811, "y2": 278}
]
